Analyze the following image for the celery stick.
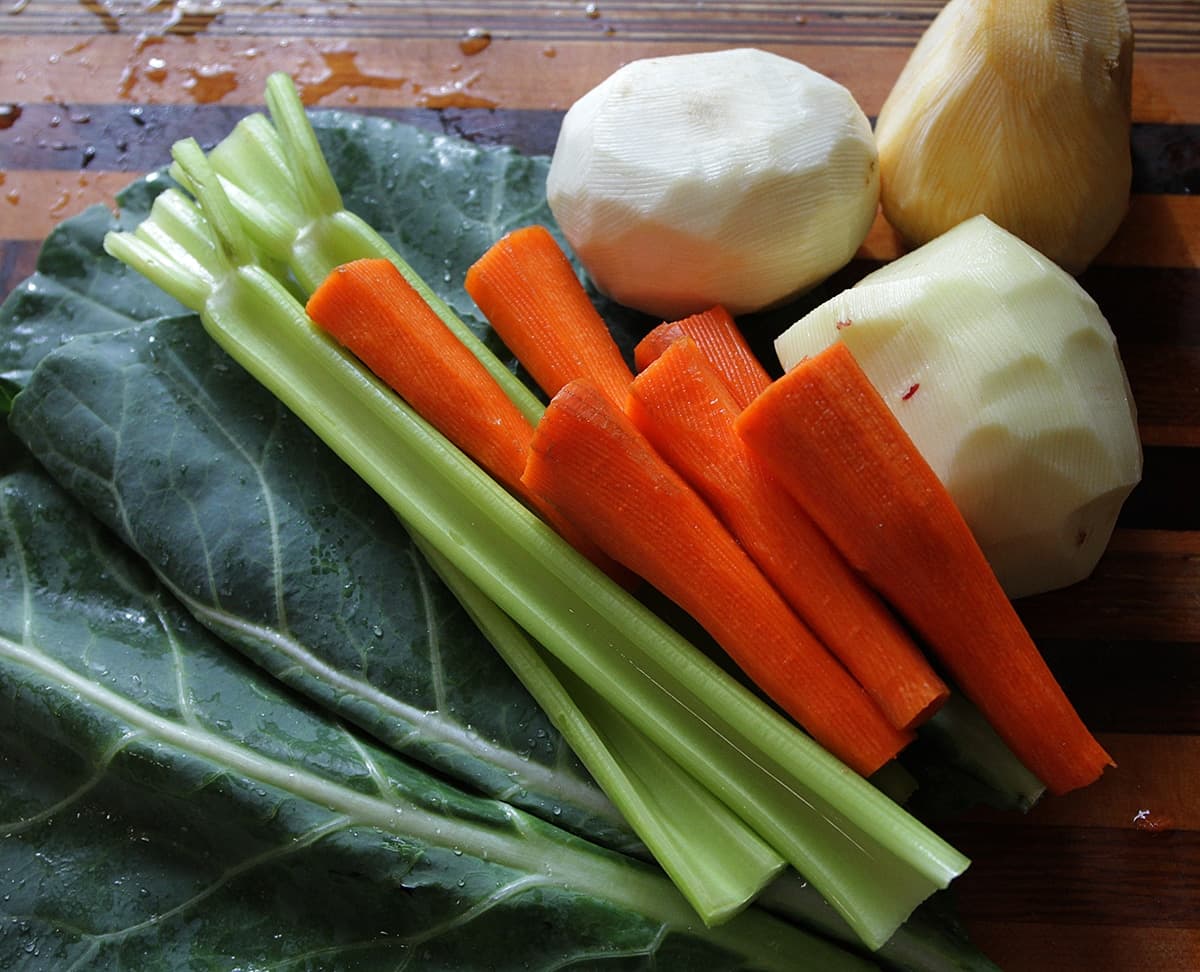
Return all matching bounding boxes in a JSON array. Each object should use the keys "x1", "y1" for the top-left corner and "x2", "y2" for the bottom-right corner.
[
  {"x1": 183, "y1": 95, "x2": 545, "y2": 426},
  {"x1": 917, "y1": 693, "x2": 1047, "y2": 813},
  {"x1": 415, "y1": 534, "x2": 786, "y2": 925},
  {"x1": 200, "y1": 106, "x2": 791, "y2": 923},
  {"x1": 106, "y1": 140, "x2": 969, "y2": 951}
]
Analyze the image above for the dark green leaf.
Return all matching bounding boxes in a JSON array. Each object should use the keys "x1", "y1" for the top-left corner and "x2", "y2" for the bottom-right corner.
[{"x1": 0, "y1": 465, "x2": 842, "y2": 971}]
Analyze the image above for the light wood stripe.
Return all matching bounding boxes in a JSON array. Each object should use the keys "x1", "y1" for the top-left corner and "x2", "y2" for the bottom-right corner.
[
  {"x1": 964, "y1": 923, "x2": 1200, "y2": 972},
  {"x1": 1, "y1": 34, "x2": 1198, "y2": 123},
  {"x1": 962, "y1": 735, "x2": 1200, "y2": 832},
  {"x1": 858, "y1": 195, "x2": 1200, "y2": 269},
  {"x1": 2, "y1": 1, "x2": 1194, "y2": 53}
]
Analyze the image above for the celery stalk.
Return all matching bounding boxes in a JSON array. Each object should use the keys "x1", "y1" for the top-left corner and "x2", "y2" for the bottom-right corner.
[
  {"x1": 414, "y1": 534, "x2": 786, "y2": 925},
  {"x1": 106, "y1": 137, "x2": 969, "y2": 951},
  {"x1": 180, "y1": 90, "x2": 545, "y2": 426}
]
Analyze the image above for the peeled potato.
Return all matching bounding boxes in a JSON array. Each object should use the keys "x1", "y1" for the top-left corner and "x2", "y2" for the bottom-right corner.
[{"x1": 774, "y1": 216, "x2": 1141, "y2": 598}]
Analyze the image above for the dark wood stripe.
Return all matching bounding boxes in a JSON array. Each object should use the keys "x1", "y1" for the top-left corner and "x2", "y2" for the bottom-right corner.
[
  {"x1": 0, "y1": 241, "x2": 39, "y2": 301},
  {"x1": 1040, "y1": 639, "x2": 1200, "y2": 734},
  {"x1": 944, "y1": 822, "x2": 1200, "y2": 928},
  {"x1": 1018, "y1": 531, "x2": 1200, "y2": 644},
  {"x1": 1119, "y1": 449, "x2": 1200, "y2": 531},
  {"x1": 3, "y1": 102, "x2": 1196, "y2": 197},
  {"x1": 3, "y1": 1, "x2": 1195, "y2": 53}
]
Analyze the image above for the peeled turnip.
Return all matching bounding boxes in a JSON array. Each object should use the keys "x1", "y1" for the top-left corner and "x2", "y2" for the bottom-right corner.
[
  {"x1": 546, "y1": 48, "x2": 879, "y2": 319},
  {"x1": 774, "y1": 215, "x2": 1141, "y2": 598}
]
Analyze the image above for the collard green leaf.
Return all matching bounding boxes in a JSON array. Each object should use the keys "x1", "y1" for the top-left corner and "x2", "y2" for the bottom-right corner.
[
  {"x1": 0, "y1": 114, "x2": 647, "y2": 851},
  {"x1": 0, "y1": 464, "x2": 857, "y2": 971},
  {"x1": 9, "y1": 314, "x2": 635, "y2": 850}
]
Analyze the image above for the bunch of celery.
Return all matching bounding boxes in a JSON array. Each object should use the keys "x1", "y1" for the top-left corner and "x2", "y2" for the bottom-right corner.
[{"x1": 104, "y1": 73, "x2": 972, "y2": 952}]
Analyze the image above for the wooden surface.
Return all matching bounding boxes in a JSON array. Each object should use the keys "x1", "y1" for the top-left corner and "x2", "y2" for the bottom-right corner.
[{"x1": 2, "y1": 2, "x2": 1198, "y2": 969}]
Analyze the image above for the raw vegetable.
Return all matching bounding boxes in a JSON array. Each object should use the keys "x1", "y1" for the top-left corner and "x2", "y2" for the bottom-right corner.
[
  {"x1": 735, "y1": 341, "x2": 1114, "y2": 796},
  {"x1": 627, "y1": 337, "x2": 949, "y2": 730},
  {"x1": 465, "y1": 224, "x2": 635, "y2": 406},
  {"x1": 412, "y1": 534, "x2": 787, "y2": 925},
  {"x1": 94, "y1": 119, "x2": 970, "y2": 949},
  {"x1": 0, "y1": 106, "x2": 1000, "y2": 966},
  {"x1": 4, "y1": 205, "x2": 645, "y2": 856},
  {"x1": 192, "y1": 79, "x2": 545, "y2": 425},
  {"x1": 523, "y1": 376, "x2": 914, "y2": 775},
  {"x1": 0, "y1": 462, "x2": 860, "y2": 971},
  {"x1": 546, "y1": 48, "x2": 880, "y2": 317},
  {"x1": 635, "y1": 304, "x2": 772, "y2": 408},
  {"x1": 304, "y1": 258, "x2": 791, "y2": 920},
  {"x1": 774, "y1": 215, "x2": 1142, "y2": 598},
  {"x1": 304, "y1": 257, "x2": 618, "y2": 578},
  {"x1": 874, "y1": 0, "x2": 1133, "y2": 273}
]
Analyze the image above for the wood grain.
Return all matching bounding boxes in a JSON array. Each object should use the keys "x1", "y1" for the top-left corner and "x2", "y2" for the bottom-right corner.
[{"x1": 2, "y1": 2, "x2": 1198, "y2": 970}]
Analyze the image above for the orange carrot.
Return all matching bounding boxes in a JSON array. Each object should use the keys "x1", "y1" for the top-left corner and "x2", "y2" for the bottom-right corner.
[
  {"x1": 464, "y1": 225, "x2": 634, "y2": 406},
  {"x1": 627, "y1": 337, "x2": 948, "y2": 730},
  {"x1": 735, "y1": 342, "x2": 1113, "y2": 795},
  {"x1": 306, "y1": 258, "x2": 619, "y2": 578},
  {"x1": 634, "y1": 305, "x2": 771, "y2": 409},
  {"x1": 522, "y1": 377, "x2": 913, "y2": 777}
]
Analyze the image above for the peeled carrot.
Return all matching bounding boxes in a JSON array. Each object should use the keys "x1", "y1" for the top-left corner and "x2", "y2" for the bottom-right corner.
[
  {"x1": 627, "y1": 337, "x2": 948, "y2": 730},
  {"x1": 735, "y1": 342, "x2": 1113, "y2": 795},
  {"x1": 464, "y1": 225, "x2": 634, "y2": 406},
  {"x1": 522, "y1": 377, "x2": 913, "y2": 777},
  {"x1": 634, "y1": 305, "x2": 771, "y2": 409},
  {"x1": 306, "y1": 258, "x2": 618, "y2": 577}
]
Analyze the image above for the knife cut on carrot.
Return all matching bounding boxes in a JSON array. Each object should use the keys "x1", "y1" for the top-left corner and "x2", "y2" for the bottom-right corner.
[
  {"x1": 634, "y1": 305, "x2": 772, "y2": 410},
  {"x1": 627, "y1": 336, "x2": 949, "y2": 730},
  {"x1": 305, "y1": 257, "x2": 620, "y2": 578},
  {"x1": 465, "y1": 224, "x2": 634, "y2": 407},
  {"x1": 734, "y1": 341, "x2": 1113, "y2": 795},
  {"x1": 522, "y1": 376, "x2": 914, "y2": 777}
]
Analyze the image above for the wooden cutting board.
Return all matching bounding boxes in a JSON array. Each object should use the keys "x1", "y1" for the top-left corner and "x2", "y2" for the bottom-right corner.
[{"x1": 2, "y1": 3, "x2": 1197, "y2": 969}]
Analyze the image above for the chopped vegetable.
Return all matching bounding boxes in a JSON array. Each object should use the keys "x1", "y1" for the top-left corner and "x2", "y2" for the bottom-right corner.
[
  {"x1": 103, "y1": 114, "x2": 970, "y2": 950},
  {"x1": 188, "y1": 77, "x2": 545, "y2": 425},
  {"x1": 774, "y1": 215, "x2": 1142, "y2": 598},
  {"x1": 874, "y1": 0, "x2": 1133, "y2": 273},
  {"x1": 412, "y1": 535, "x2": 786, "y2": 925},
  {"x1": 304, "y1": 257, "x2": 619, "y2": 578},
  {"x1": 522, "y1": 376, "x2": 914, "y2": 775},
  {"x1": 627, "y1": 336, "x2": 949, "y2": 730},
  {"x1": 0, "y1": 464, "x2": 860, "y2": 971},
  {"x1": 546, "y1": 48, "x2": 880, "y2": 317},
  {"x1": 735, "y1": 341, "x2": 1114, "y2": 795},
  {"x1": 464, "y1": 224, "x2": 634, "y2": 406},
  {"x1": 634, "y1": 304, "x2": 772, "y2": 409}
]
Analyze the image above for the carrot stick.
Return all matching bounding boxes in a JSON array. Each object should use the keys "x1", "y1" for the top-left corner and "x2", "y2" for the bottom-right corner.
[
  {"x1": 634, "y1": 305, "x2": 772, "y2": 409},
  {"x1": 464, "y1": 225, "x2": 634, "y2": 406},
  {"x1": 627, "y1": 337, "x2": 949, "y2": 730},
  {"x1": 734, "y1": 342, "x2": 1113, "y2": 795},
  {"x1": 306, "y1": 258, "x2": 619, "y2": 577},
  {"x1": 522, "y1": 377, "x2": 914, "y2": 777}
]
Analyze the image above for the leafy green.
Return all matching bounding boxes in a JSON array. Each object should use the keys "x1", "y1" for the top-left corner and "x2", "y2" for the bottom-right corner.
[
  {"x1": 8, "y1": 311, "x2": 640, "y2": 851},
  {"x1": 0, "y1": 463, "x2": 864, "y2": 971}
]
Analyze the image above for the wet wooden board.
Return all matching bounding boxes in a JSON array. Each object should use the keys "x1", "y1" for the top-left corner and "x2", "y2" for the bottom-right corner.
[{"x1": 2, "y1": 2, "x2": 1199, "y2": 969}]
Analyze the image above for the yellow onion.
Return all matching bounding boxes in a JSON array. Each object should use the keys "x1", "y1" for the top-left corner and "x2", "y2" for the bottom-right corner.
[{"x1": 874, "y1": 0, "x2": 1133, "y2": 273}]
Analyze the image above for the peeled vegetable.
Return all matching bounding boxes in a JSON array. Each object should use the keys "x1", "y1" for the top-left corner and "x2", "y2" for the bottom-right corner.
[
  {"x1": 546, "y1": 48, "x2": 879, "y2": 318},
  {"x1": 874, "y1": 0, "x2": 1133, "y2": 273},
  {"x1": 774, "y1": 215, "x2": 1142, "y2": 599}
]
